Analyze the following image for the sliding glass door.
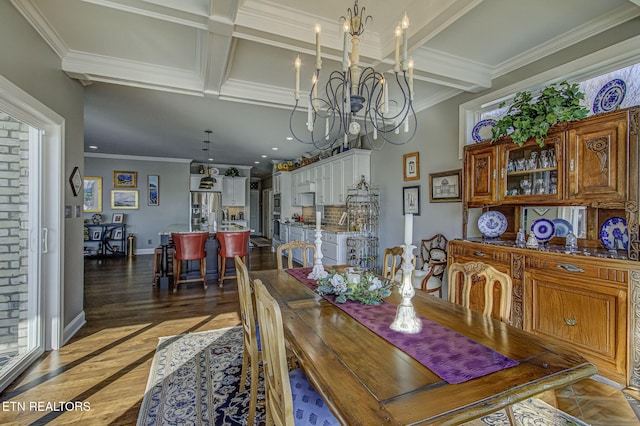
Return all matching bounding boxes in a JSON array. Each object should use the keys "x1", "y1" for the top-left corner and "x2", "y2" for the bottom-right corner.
[{"x1": 0, "y1": 113, "x2": 44, "y2": 391}]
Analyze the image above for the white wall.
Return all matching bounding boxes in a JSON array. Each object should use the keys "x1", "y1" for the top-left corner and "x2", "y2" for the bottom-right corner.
[{"x1": 84, "y1": 155, "x2": 191, "y2": 253}]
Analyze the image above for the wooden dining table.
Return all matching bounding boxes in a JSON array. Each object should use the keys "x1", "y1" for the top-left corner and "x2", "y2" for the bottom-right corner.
[{"x1": 249, "y1": 267, "x2": 597, "y2": 425}]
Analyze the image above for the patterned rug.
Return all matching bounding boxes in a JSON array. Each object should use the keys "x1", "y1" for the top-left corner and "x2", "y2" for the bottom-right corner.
[
  {"x1": 137, "y1": 326, "x2": 588, "y2": 426},
  {"x1": 249, "y1": 236, "x2": 271, "y2": 248}
]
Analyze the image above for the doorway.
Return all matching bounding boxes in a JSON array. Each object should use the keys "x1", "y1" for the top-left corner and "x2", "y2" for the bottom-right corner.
[{"x1": 0, "y1": 76, "x2": 63, "y2": 392}]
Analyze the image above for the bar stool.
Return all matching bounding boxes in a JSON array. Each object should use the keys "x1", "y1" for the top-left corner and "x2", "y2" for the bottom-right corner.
[
  {"x1": 152, "y1": 244, "x2": 174, "y2": 286},
  {"x1": 217, "y1": 230, "x2": 250, "y2": 288},
  {"x1": 171, "y1": 232, "x2": 209, "y2": 293}
]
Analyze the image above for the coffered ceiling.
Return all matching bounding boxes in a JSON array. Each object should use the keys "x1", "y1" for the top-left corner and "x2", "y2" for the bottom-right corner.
[{"x1": 11, "y1": 0, "x2": 640, "y2": 176}]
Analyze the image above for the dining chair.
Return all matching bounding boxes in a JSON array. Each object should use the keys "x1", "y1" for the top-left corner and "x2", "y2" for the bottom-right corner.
[
  {"x1": 234, "y1": 255, "x2": 261, "y2": 426},
  {"x1": 253, "y1": 279, "x2": 340, "y2": 426},
  {"x1": 447, "y1": 261, "x2": 513, "y2": 323},
  {"x1": 412, "y1": 234, "x2": 449, "y2": 297},
  {"x1": 171, "y1": 232, "x2": 209, "y2": 293},
  {"x1": 217, "y1": 230, "x2": 250, "y2": 288},
  {"x1": 276, "y1": 240, "x2": 316, "y2": 270},
  {"x1": 382, "y1": 246, "x2": 404, "y2": 281}
]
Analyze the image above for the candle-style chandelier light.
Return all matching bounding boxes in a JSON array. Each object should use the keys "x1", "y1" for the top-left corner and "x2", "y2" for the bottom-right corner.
[{"x1": 289, "y1": 1, "x2": 416, "y2": 151}]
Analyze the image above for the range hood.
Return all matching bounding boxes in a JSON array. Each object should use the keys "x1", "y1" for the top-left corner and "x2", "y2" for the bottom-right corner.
[{"x1": 298, "y1": 182, "x2": 316, "y2": 193}]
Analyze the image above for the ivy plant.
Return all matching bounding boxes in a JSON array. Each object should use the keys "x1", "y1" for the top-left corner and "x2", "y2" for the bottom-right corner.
[{"x1": 491, "y1": 81, "x2": 589, "y2": 146}]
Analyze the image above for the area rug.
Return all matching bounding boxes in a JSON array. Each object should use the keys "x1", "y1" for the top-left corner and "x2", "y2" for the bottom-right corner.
[
  {"x1": 138, "y1": 326, "x2": 588, "y2": 426},
  {"x1": 250, "y1": 236, "x2": 271, "y2": 248}
]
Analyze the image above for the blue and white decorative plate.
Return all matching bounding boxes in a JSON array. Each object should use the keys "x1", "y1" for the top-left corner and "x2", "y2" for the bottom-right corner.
[
  {"x1": 471, "y1": 119, "x2": 496, "y2": 142},
  {"x1": 552, "y1": 218, "x2": 573, "y2": 237},
  {"x1": 600, "y1": 217, "x2": 628, "y2": 250},
  {"x1": 593, "y1": 79, "x2": 626, "y2": 114},
  {"x1": 531, "y1": 218, "x2": 555, "y2": 242},
  {"x1": 478, "y1": 211, "x2": 508, "y2": 238}
]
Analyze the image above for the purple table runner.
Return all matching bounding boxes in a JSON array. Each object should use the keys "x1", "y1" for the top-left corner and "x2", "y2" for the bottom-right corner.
[{"x1": 287, "y1": 267, "x2": 519, "y2": 384}]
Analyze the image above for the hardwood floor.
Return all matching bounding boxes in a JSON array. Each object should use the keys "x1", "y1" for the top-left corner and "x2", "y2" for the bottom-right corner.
[{"x1": 0, "y1": 246, "x2": 637, "y2": 425}]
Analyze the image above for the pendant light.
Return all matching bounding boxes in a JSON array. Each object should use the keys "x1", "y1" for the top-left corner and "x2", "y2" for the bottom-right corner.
[{"x1": 199, "y1": 130, "x2": 216, "y2": 189}]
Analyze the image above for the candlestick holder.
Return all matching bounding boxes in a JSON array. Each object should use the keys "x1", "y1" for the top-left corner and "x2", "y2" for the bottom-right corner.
[
  {"x1": 390, "y1": 243, "x2": 422, "y2": 334},
  {"x1": 308, "y1": 229, "x2": 328, "y2": 280}
]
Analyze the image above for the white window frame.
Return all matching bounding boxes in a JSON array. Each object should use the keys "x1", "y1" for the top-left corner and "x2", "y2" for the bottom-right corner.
[{"x1": 458, "y1": 35, "x2": 640, "y2": 159}]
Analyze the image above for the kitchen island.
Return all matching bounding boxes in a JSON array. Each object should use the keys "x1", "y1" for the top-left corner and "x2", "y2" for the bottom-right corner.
[{"x1": 157, "y1": 224, "x2": 251, "y2": 287}]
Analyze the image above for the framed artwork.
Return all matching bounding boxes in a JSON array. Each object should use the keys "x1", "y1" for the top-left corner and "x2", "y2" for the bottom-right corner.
[
  {"x1": 83, "y1": 176, "x2": 102, "y2": 212},
  {"x1": 403, "y1": 152, "x2": 420, "y2": 181},
  {"x1": 69, "y1": 166, "x2": 82, "y2": 196},
  {"x1": 429, "y1": 169, "x2": 462, "y2": 203},
  {"x1": 403, "y1": 186, "x2": 420, "y2": 215},
  {"x1": 91, "y1": 230, "x2": 102, "y2": 241},
  {"x1": 148, "y1": 175, "x2": 159, "y2": 206},
  {"x1": 111, "y1": 190, "x2": 139, "y2": 209},
  {"x1": 112, "y1": 213, "x2": 124, "y2": 224},
  {"x1": 113, "y1": 170, "x2": 137, "y2": 188},
  {"x1": 112, "y1": 229, "x2": 123, "y2": 240}
]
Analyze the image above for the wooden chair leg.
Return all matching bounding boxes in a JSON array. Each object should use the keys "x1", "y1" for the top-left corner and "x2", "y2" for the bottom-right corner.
[
  {"x1": 200, "y1": 257, "x2": 207, "y2": 290},
  {"x1": 219, "y1": 257, "x2": 226, "y2": 288},
  {"x1": 173, "y1": 260, "x2": 181, "y2": 293},
  {"x1": 240, "y1": 346, "x2": 249, "y2": 392},
  {"x1": 505, "y1": 405, "x2": 516, "y2": 425},
  {"x1": 247, "y1": 355, "x2": 259, "y2": 426}
]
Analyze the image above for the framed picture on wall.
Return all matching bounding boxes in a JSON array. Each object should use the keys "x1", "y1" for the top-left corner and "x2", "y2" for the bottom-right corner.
[
  {"x1": 148, "y1": 175, "x2": 159, "y2": 206},
  {"x1": 403, "y1": 152, "x2": 419, "y2": 181},
  {"x1": 111, "y1": 190, "x2": 139, "y2": 209},
  {"x1": 113, "y1": 171, "x2": 137, "y2": 188},
  {"x1": 429, "y1": 169, "x2": 462, "y2": 203},
  {"x1": 403, "y1": 186, "x2": 420, "y2": 215},
  {"x1": 83, "y1": 176, "x2": 102, "y2": 212}
]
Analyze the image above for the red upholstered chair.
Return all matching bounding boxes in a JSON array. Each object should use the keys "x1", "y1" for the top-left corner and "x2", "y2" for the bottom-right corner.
[
  {"x1": 217, "y1": 231, "x2": 250, "y2": 288},
  {"x1": 171, "y1": 232, "x2": 209, "y2": 293}
]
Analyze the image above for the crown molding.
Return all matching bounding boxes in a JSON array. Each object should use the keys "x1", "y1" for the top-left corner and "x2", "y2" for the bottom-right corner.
[
  {"x1": 492, "y1": 3, "x2": 640, "y2": 78},
  {"x1": 84, "y1": 152, "x2": 192, "y2": 163},
  {"x1": 11, "y1": 0, "x2": 69, "y2": 59}
]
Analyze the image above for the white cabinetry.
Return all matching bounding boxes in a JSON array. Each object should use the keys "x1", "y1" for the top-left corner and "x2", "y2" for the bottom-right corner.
[
  {"x1": 321, "y1": 231, "x2": 348, "y2": 266},
  {"x1": 292, "y1": 168, "x2": 315, "y2": 206},
  {"x1": 329, "y1": 150, "x2": 371, "y2": 205},
  {"x1": 222, "y1": 176, "x2": 247, "y2": 206}
]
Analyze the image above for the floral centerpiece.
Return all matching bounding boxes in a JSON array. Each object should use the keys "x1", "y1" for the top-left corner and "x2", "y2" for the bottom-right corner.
[{"x1": 316, "y1": 270, "x2": 393, "y2": 305}]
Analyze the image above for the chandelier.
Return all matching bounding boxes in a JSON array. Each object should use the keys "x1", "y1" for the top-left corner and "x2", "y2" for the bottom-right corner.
[
  {"x1": 199, "y1": 130, "x2": 217, "y2": 189},
  {"x1": 289, "y1": 1, "x2": 416, "y2": 150}
]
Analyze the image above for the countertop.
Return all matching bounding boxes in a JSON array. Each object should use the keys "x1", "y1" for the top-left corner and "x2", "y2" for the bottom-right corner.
[
  {"x1": 281, "y1": 221, "x2": 351, "y2": 234},
  {"x1": 160, "y1": 223, "x2": 250, "y2": 234}
]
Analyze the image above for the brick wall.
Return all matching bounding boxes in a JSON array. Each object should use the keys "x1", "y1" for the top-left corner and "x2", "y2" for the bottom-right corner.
[{"x1": 0, "y1": 112, "x2": 29, "y2": 362}]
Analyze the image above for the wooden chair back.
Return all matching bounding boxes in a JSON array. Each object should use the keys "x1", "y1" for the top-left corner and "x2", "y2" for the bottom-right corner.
[
  {"x1": 447, "y1": 261, "x2": 513, "y2": 323},
  {"x1": 418, "y1": 234, "x2": 448, "y2": 280},
  {"x1": 382, "y1": 246, "x2": 404, "y2": 280},
  {"x1": 253, "y1": 279, "x2": 295, "y2": 425},
  {"x1": 276, "y1": 240, "x2": 316, "y2": 270}
]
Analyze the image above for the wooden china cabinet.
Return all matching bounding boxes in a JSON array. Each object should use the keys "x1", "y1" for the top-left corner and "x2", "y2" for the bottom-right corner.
[{"x1": 455, "y1": 106, "x2": 640, "y2": 390}]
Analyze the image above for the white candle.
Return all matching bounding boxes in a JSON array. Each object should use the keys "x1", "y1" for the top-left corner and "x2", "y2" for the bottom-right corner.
[
  {"x1": 312, "y1": 73, "x2": 318, "y2": 109},
  {"x1": 401, "y1": 13, "x2": 409, "y2": 71},
  {"x1": 394, "y1": 25, "x2": 401, "y2": 73},
  {"x1": 373, "y1": 126, "x2": 377, "y2": 139},
  {"x1": 294, "y1": 55, "x2": 301, "y2": 100},
  {"x1": 408, "y1": 57, "x2": 414, "y2": 100},
  {"x1": 315, "y1": 23, "x2": 322, "y2": 70},
  {"x1": 404, "y1": 213, "x2": 413, "y2": 245},
  {"x1": 307, "y1": 96, "x2": 313, "y2": 131},
  {"x1": 342, "y1": 22, "x2": 349, "y2": 72},
  {"x1": 316, "y1": 211, "x2": 321, "y2": 230},
  {"x1": 383, "y1": 77, "x2": 389, "y2": 114},
  {"x1": 325, "y1": 117, "x2": 329, "y2": 139}
]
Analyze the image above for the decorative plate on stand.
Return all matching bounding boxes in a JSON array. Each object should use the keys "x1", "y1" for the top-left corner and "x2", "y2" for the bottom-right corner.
[
  {"x1": 599, "y1": 217, "x2": 628, "y2": 250},
  {"x1": 531, "y1": 218, "x2": 555, "y2": 243},
  {"x1": 471, "y1": 119, "x2": 496, "y2": 142},
  {"x1": 477, "y1": 211, "x2": 507, "y2": 238},
  {"x1": 592, "y1": 79, "x2": 626, "y2": 114},
  {"x1": 552, "y1": 218, "x2": 573, "y2": 237}
]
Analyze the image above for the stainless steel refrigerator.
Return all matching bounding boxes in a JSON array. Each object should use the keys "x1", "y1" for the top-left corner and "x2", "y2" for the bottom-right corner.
[{"x1": 190, "y1": 191, "x2": 222, "y2": 231}]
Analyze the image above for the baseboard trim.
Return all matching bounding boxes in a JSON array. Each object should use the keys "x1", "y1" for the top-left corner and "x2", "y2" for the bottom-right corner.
[{"x1": 63, "y1": 311, "x2": 86, "y2": 345}]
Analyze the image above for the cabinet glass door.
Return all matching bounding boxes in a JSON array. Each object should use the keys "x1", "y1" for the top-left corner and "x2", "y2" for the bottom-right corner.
[{"x1": 502, "y1": 133, "x2": 564, "y2": 201}]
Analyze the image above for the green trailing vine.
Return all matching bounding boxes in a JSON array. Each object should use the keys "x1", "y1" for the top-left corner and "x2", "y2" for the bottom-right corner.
[{"x1": 491, "y1": 81, "x2": 589, "y2": 147}]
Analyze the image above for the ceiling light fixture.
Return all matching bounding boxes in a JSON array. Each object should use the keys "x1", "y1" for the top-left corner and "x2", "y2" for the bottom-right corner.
[
  {"x1": 289, "y1": 1, "x2": 416, "y2": 151},
  {"x1": 199, "y1": 130, "x2": 216, "y2": 190}
]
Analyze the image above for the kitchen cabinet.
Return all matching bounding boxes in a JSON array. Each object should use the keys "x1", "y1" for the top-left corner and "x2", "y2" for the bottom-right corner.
[
  {"x1": 288, "y1": 225, "x2": 305, "y2": 263},
  {"x1": 321, "y1": 231, "x2": 348, "y2": 266},
  {"x1": 316, "y1": 164, "x2": 331, "y2": 205},
  {"x1": 567, "y1": 110, "x2": 628, "y2": 203},
  {"x1": 448, "y1": 239, "x2": 636, "y2": 385},
  {"x1": 222, "y1": 176, "x2": 247, "y2": 206}
]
